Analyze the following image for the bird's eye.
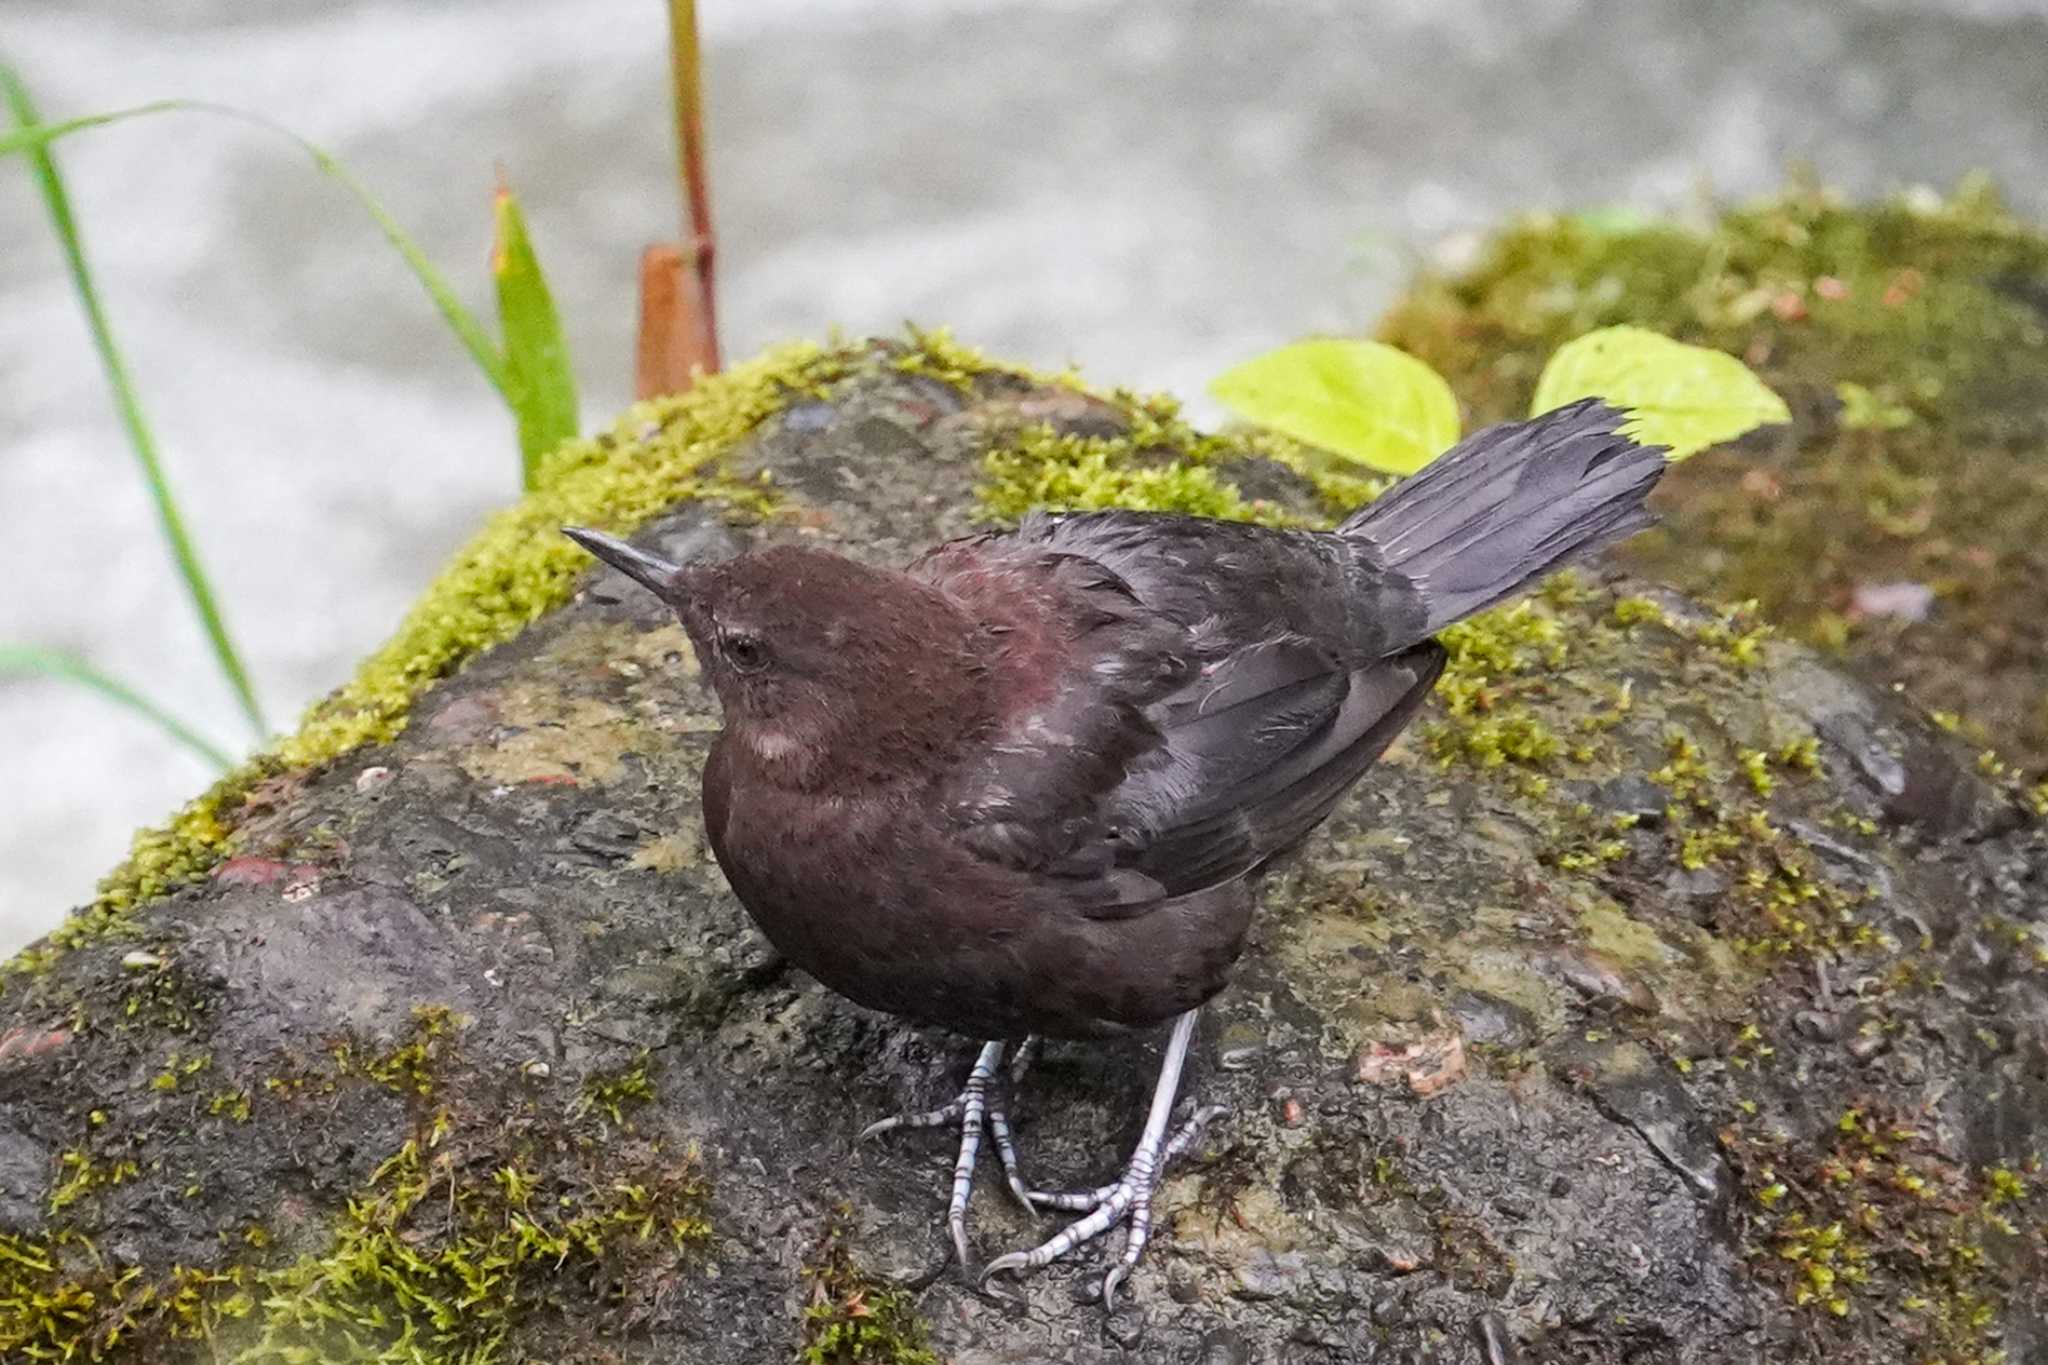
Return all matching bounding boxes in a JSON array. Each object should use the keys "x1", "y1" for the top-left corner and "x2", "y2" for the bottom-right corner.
[{"x1": 722, "y1": 633, "x2": 769, "y2": 674}]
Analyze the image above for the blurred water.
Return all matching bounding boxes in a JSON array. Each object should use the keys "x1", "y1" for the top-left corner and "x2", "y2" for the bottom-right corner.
[{"x1": 4, "y1": 0, "x2": 2048, "y2": 955}]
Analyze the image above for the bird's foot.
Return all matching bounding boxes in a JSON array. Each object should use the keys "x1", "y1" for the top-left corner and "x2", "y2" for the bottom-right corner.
[
  {"x1": 980, "y1": 1101, "x2": 1224, "y2": 1307},
  {"x1": 858, "y1": 1038, "x2": 1038, "y2": 1268}
]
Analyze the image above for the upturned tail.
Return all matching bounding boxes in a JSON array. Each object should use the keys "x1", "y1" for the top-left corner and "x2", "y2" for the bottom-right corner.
[{"x1": 1339, "y1": 397, "x2": 1666, "y2": 637}]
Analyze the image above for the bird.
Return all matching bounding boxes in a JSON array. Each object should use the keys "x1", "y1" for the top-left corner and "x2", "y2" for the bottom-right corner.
[{"x1": 563, "y1": 396, "x2": 1666, "y2": 1307}]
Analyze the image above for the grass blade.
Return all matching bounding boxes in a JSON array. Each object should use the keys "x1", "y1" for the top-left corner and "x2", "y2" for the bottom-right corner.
[
  {"x1": 0, "y1": 93, "x2": 510, "y2": 398},
  {"x1": 0, "y1": 99, "x2": 186, "y2": 156},
  {"x1": 0, "y1": 645, "x2": 236, "y2": 771},
  {"x1": 2, "y1": 68, "x2": 269, "y2": 738},
  {"x1": 492, "y1": 177, "x2": 579, "y2": 489}
]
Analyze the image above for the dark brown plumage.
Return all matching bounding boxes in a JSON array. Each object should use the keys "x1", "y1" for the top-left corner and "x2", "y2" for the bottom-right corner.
[{"x1": 565, "y1": 396, "x2": 1666, "y2": 1299}]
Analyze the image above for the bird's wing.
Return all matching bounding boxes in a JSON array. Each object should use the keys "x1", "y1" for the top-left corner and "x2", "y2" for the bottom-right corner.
[{"x1": 914, "y1": 516, "x2": 1442, "y2": 917}]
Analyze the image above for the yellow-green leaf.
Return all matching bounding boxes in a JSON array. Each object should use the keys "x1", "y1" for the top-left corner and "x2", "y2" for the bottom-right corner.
[
  {"x1": 1210, "y1": 338, "x2": 1461, "y2": 475},
  {"x1": 1530, "y1": 326, "x2": 1789, "y2": 459},
  {"x1": 493, "y1": 181, "x2": 579, "y2": 491}
]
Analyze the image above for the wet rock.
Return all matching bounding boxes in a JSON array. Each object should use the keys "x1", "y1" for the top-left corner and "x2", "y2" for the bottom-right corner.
[
  {"x1": 1553, "y1": 1037, "x2": 1728, "y2": 1203},
  {"x1": 1330, "y1": 1199, "x2": 1436, "y2": 1276},
  {"x1": 4, "y1": 348, "x2": 2043, "y2": 1364},
  {"x1": 1474, "y1": 1311, "x2": 1523, "y2": 1365},
  {"x1": 1234, "y1": 1248, "x2": 1309, "y2": 1301},
  {"x1": 1447, "y1": 989, "x2": 1537, "y2": 1048},
  {"x1": 1587, "y1": 775, "x2": 1669, "y2": 826},
  {"x1": 1197, "y1": 1325, "x2": 1255, "y2": 1365},
  {"x1": 566, "y1": 808, "x2": 645, "y2": 861},
  {"x1": 1545, "y1": 947, "x2": 1659, "y2": 1014},
  {"x1": 0, "y1": 1122, "x2": 49, "y2": 1233},
  {"x1": 1816, "y1": 710, "x2": 1907, "y2": 800},
  {"x1": 1664, "y1": 866, "x2": 1730, "y2": 901},
  {"x1": 1217, "y1": 1019, "x2": 1269, "y2": 1071},
  {"x1": 1104, "y1": 1307, "x2": 1150, "y2": 1350}
]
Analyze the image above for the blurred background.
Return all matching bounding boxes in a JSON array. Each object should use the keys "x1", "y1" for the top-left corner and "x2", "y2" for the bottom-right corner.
[{"x1": 6, "y1": 0, "x2": 2048, "y2": 957}]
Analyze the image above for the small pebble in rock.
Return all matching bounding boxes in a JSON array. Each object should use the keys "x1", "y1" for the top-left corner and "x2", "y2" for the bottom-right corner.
[
  {"x1": 119, "y1": 950, "x2": 163, "y2": 971},
  {"x1": 354, "y1": 765, "x2": 393, "y2": 794},
  {"x1": 1198, "y1": 1327, "x2": 1253, "y2": 1365},
  {"x1": 1102, "y1": 1306, "x2": 1146, "y2": 1350},
  {"x1": 1793, "y1": 1009, "x2": 1840, "y2": 1041}
]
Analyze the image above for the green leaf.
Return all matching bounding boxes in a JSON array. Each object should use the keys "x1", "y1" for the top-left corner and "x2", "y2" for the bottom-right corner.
[
  {"x1": 1530, "y1": 325, "x2": 1790, "y2": 459},
  {"x1": 0, "y1": 93, "x2": 510, "y2": 400},
  {"x1": 492, "y1": 181, "x2": 580, "y2": 490},
  {"x1": 2, "y1": 68, "x2": 269, "y2": 739},
  {"x1": 1211, "y1": 339, "x2": 1461, "y2": 475},
  {"x1": 0, "y1": 645, "x2": 236, "y2": 771}
]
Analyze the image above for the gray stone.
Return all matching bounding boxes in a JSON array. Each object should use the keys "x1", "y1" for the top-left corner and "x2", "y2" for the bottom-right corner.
[{"x1": 2, "y1": 353, "x2": 2043, "y2": 1362}]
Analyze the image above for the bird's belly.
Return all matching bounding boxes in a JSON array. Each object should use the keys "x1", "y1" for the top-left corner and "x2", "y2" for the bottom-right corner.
[
  {"x1": 714, "y1": 837, "x2": 1044, "y2": 1035},
  {"x1": 706, "y1": 805, "x2": 1201, "y2": 1040}
]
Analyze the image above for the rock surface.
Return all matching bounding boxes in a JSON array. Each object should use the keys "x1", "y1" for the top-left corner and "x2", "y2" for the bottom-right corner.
[{"x1": 2, "y1": 341, "x2": 2045, "y2": 1364}]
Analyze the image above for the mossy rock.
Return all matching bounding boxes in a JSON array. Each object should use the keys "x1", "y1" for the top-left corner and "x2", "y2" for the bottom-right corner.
[
  {"x1": 2, "y1": 334, "x2": 2045, "y2": 1364},
  {"x1": 1380, "y1": 177, "x2": 2048, "y2": 774}
]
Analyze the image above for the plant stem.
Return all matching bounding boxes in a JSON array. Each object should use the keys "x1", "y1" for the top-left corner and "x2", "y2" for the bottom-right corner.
[
  {"x1": 665, "y1": 0, "x2": 720, "y2": 372},
  {"x1": 1, "y1": 68, "x2": 270, "y2": 739},
  {"x1": 1, "y1": 645, "x2": 236, "y2": 771}
]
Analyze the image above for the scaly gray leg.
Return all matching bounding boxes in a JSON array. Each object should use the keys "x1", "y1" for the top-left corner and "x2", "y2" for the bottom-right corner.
[
  {"x1": 980, "y1": 1010, "x2": 1224, "y2": 1307},
  {"x1": 859, "y1": 1038, "x2": 1038, "y2": 1267}
]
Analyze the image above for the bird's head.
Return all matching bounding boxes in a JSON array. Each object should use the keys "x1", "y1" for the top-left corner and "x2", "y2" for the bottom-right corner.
[{"x1": 564, "y1": 528, "x2": 987, "y2": 789}]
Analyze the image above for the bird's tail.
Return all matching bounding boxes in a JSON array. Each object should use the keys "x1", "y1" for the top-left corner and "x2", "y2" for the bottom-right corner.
[{"x1": 1339, "y1": 398, "x2": 1666, "y2": 636}]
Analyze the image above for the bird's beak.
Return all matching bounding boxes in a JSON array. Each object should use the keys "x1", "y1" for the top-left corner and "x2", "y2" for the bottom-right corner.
[{"x1": 562, "y1": 527, "x2": 683, "y2": 597}]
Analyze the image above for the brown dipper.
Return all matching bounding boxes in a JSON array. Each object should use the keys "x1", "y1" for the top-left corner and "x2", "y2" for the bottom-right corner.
[{"x1": 565, "y1": 397, "x2": 1665, "y2": 1305}]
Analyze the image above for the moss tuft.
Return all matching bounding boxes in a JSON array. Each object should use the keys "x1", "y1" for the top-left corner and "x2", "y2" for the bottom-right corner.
[
  {"x1": 1380, "y1": 177, "x2": 2048, "y2": 772},
  {"x1": 975, "y1": 382, "x2": 1308, "y2": 527},
  {"x1": 575, "y1": 1052, "x2": 657, "y2": 1126},
  {"x1": 798, "y1": 1206, "x2": 938, "y2": 1365},
  {"x1": 229, "y1": 1130, "x2": 709, "y2": 1364},
  {"x1": 1726, "y1": 1105, "x2": 2045, "y2": 1360},
  {"x1": 981, "y1": 425, "x2": 1292, "y2": 524},
  {"x1": 330, "y1": 1003, "x2": 457, "y2": 1098},
  {"x1": 2, "y1": 1057, "x2": 710, "y2": 1364}
]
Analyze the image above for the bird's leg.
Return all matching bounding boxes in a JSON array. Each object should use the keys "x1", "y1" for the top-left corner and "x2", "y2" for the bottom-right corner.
[
  {"x1": 981, "y1": 1010, "x2": 1224, "y2": 1308},
  {"x1": 858, "y1": 1038, "x2": 1039, "y2": 1268},
  {"x1": 985, "y1": 1036, "x2": 1038, "y2": 1206}
]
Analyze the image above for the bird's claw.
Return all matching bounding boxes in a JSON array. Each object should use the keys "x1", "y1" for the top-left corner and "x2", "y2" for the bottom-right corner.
[
  {"x1": 977, "y1": 1102, "x2": 1226, "y2": 1309},
  {"x1": 858, "y1": 1039, "x2": 1040, "y2": 1268}
]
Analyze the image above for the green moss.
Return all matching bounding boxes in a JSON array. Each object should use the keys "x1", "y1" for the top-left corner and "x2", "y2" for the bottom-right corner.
[
  {"x1": 330, "y1": 1004, "x2": 456, "y2": 1098},
  {"x1": 1726, "y1": 1106, "x2": 2045, "y2": 1360},
  {"x1": 575, "y1": 1052, "x2": 656, "y2": 1126},
  {"x1": 977, "y1": 384, "x2": 1302, "y2": 526},
  {"x1": 2, "y1": 1074, "x2": 711, "y2": 1364},
  {"x1": 890, "y1": 322, "x2": 1070, "y2": 395},
  {"x1": 229, "y1": 1132, "x2": 708, "y2": 1364},
  {"x1": 798, "y1": 1206, "x2": 939, "y2": 1365},
  {"x1": 1380, "y1": 177, "x2": 2048, "y2": 772},
  {"x1": 981, "y1": 424, "x2": 1289, "y2": 524},
  {"x1": 1418, "y1": 598, "x2": 1571, "y2": 775}
]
